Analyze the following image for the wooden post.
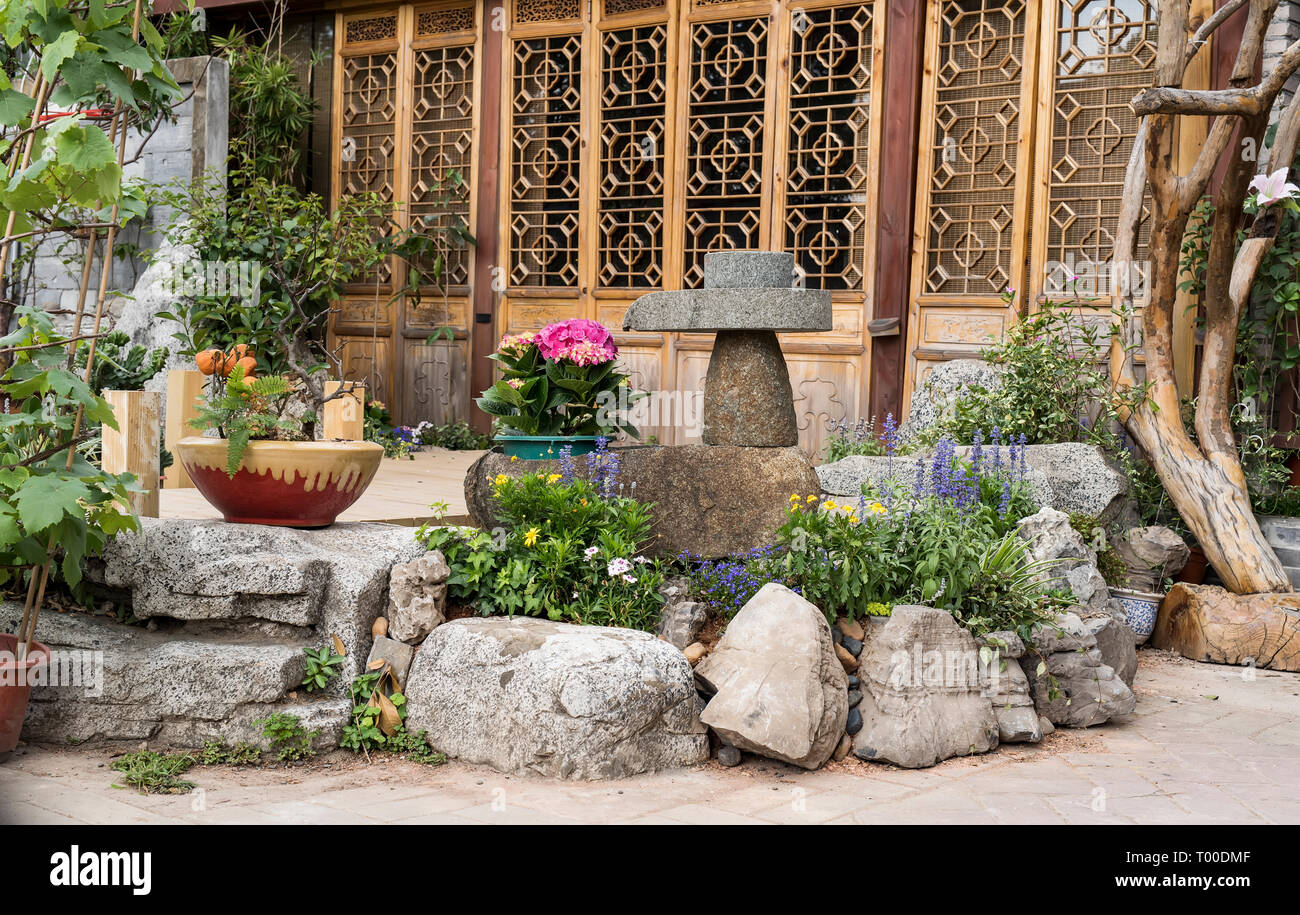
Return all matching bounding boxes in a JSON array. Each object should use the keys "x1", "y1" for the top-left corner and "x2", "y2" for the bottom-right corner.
[
  {"x1": 101, "y1": 390, "x2": 161, "y2": 518},
  {"x1": 323, "y1": 381, "x2": 365, "y2": 441},
  {"x1": 164, "y1": 369, "x2": 205, "y2": 489}
]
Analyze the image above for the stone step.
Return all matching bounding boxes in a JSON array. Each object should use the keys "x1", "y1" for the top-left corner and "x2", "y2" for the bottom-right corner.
[
  {"x1": 1274, "y1": 545, "x2": 1300, "y2": 567},
  {"x1": 1259, "y1": 514, "x2": 1300, "y2": 548}
]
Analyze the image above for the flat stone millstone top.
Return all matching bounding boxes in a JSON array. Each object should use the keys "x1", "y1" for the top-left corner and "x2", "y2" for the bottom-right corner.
[
  {"x1": 703, "y1": 251, "x2": 795, "y2": 289},
  {"x1": 622, "y1": 287, "x2": 833, "y2": 333}
]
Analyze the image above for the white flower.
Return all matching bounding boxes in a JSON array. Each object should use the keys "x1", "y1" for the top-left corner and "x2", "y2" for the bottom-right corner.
[
  {"x1": 633, "y1": 556, "x2": 648, "y2": 564},
  {"x1": 622, "y1": 574, "x2": 637, "y2": 584},
  {"x1": 607, "y1": 557, "x2": 632, "y2": 577},
  {"x1": 1250, "y1": 167, "x2": 1300, "y2": 207},
  {"x1": 583, "y1": 546, "x2": 600, "y2": 560}
]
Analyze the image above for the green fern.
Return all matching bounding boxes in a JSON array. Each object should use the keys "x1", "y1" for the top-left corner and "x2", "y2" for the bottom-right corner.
[{"x1": 189, "y1": 364, "x2": 310, "y2": 477}]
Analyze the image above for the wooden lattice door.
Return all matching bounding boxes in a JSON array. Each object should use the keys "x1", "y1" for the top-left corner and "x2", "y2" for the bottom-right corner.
[
  {"x1": 330, "y1": 2, "x2": 480, "y2": 425},
  {"x1": 904, "y1": 0, "x2": 1183, "y2": 406},
  {"x1": 500, "y1": 0, "x2": 885, "y2": 456}
]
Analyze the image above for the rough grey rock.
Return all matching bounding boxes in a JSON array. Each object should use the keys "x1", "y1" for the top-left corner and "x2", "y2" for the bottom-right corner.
[
  {"x1": 978, "y1": 630, "x2": 1026, "y2": 659},
  {"x1": 1114, "y1": 525, "x2": 1190, "y2": 591},
  {"x1": 108, "y1": 240, "x2": 197, "y2": 407},
  {"x1": 1083, "y1": 615, "x2": 1138, "y2": 688},
  {"x1": 703, "y1": 330, "x2": 798, "y2": 446},
  {"x1": 623, "y1": 288, "x2": 832, "y2": 333},
  {"x1": 404, "y1": 618, "x2": 709, "y2": 779},
  {"x1": 695, "y1": 583, "x2": 848, "y2": 770},
  {"x1": 979, "y1": 648, "x2": 1041, "y2": 743},
  {"x1": 1022, "y1": 611, "x2": 1137, "y2": 728},
  {"x1": 817, "y1": 450, "x2": 1053, "y2": 511},
  {"x1": 387, "y1": 552, "x2": 450, "y2": 644},
  {"x1": 1020, "y1": 443, "x2": 1131, "y2": 524},
  {"x1": 91, "y1": 517, "x2": 424, "y2": 684},
  {"x1": 1017, "y1": 507, "x2": 1111, "y2": 614},
  {"x1": 657, "y1": 599, "x2": 706, "y2": 651},
  {"x1": 467, "y1": 445, "x2": 819, "y2": 559},
  {"x1": 898, "y1": 359, "x2": 1005, "y2": 443},
  {"x1": 852, "y1": 606, "x2": 999, "y2": 768},
  {"x1": 367, "y1": 636, "x2": 416, "y2": 689},
  {"x1": 0, "y1": 601, "x2": 347, "y2": 748},
  {"x1": 703, "y1": 251, "x2": 795, "y2": 289},
  {"x1": 717, "y1": 744, "x2": 742, "y2": 767}
]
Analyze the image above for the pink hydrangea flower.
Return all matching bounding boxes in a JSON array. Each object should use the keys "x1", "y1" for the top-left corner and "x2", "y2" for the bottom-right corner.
[
  {"x1": 497, "y1": 331, "x2": 538, "y2": 355},
  {"x1": 537, "y1": 319, "x2": 618, "y2": 365}
]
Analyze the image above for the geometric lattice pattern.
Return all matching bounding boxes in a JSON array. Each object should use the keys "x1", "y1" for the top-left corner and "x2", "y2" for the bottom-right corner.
[
  {"x1": 684, "y1": 17, "x2": 769, "y2": 289},
  {"x1": 510, "y1": 35, "x2": 583, "y2": 287},
  {"x1": 1046, "y1": 0, "x2": 1155, "y2": 291},
  {"x1": 410, "y1": 44, "x2": 475, "y2": 290},
  {"x1": 515, "y1": 0, "x2": 581, "y2": 24},
  {"x1": 784, "y1": 3, "x2": 874, "y2": 291},
  {"x1": 340, "y1": 52, "x2": 399, "y2": 286},
  {"x1": 599, "y1": 24, "x2": 668, "y2": 289},
  {"x1": 922, "y1": 0, "x2": 1025, "y2": 296}
]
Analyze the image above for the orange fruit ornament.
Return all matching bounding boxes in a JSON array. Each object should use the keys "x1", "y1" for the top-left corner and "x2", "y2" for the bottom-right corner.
[
  {"x1": 195, "y1": 349, "x2": 224, "y2": 376},
  {"x1": 234, "y1": 355, "x2": 258, "y2": 378}
]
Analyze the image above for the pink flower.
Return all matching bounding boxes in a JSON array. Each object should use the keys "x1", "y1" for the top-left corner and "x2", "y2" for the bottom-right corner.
[
  {"x1": 537, "y1": 319, "x2": 617, "y2": 364},
  {"x1": 1250, "y1": 168, "x2": 1300, "y2": 207},
  {"x1": 497, "y1": 332, "x2": 537, "y2": 355}
]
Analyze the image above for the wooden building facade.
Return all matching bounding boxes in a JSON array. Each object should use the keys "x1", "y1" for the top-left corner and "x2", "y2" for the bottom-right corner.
[{"x1": 192, "y1": 0, "x2": 1238, "y2": 453}]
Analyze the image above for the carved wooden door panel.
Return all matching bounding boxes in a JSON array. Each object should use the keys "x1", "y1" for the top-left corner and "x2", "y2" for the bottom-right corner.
[
  {"x1": 500, "y1": 0, "x2": 884, "y2": 456},
  {"x1": 903, "y1": 0, "x2": 1165, "y2": 407},
  {"x1": 331, "y1": 2, "x2": 480, "y2": 425}
]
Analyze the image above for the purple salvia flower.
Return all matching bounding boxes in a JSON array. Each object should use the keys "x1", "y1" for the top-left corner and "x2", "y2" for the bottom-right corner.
[
  {"x1": 559, "y1": 443, "x2": 575, "y2": 484},
  {"x1": 999, "y1": 479, "x2": 1011, "y2": 517},
  {"x1": 970, "y1": 428, "x2": 983, "y2": 476},
  {"x1": 1016, "y1": 433, "x2": 1028, "y2": 483}
]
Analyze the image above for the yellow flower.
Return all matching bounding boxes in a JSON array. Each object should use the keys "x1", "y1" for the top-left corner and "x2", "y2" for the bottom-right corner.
[
  {"x1": 822, "y1": 499, "x2": 837, "y2": 511},
  {"x1": 493, "y1": 474, "x2": 509, "y2": 487},
  {"x1": 789, "y1": 494, "x2": 801, "y2": 503},
  {"x1": 524, "y1": 528, "x2": 540, "y2": 547},
  {"x1": 849, "y1": 515, "x2": 860, "y2": 524},
  {"x1": 580, "y1": 498, "x2": 589, "y2": 506},
  {"x1": 547, "y1": 473, "x2": 562, "y2": 484},
  {"x1": 869, "y1": 501, "x2": 888, "y2": 515},
  {"x1": 806, "y1": 495, "x2": 818, "y2": 503},
  {"x1": 509, "y1": 455, "x2": 519, "y2": 462}
]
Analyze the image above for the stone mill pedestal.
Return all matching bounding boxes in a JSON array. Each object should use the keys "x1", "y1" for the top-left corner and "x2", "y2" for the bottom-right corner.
[{"x1": 622, "y1": 251, "x2": 832, "y2": 447}]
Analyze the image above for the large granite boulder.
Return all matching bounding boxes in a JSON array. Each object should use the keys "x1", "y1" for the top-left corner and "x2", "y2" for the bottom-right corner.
[
  {"x1": 0, "y1": 601, "x2": 347, "y2": 749},
  {"x1": 404, "y1": 618, "x2": 709, "y2": 779},
  {"x1": 852, "y1": 605, "x2": 999, "y2": 768},
  {"x1": 695, "y1": 583, "x2": 848, "y2": 769},
  {"x1": 1017, "y1": 507, "x2": 1112, "y2": 616},
  {"x1": 1020, "y1": 443, "x2": 1130, "y2": 524},
  {"x1": 1022, "y1": 611, "x2": 1136, "y2": 727},
  {"x1": 899, "y1": 359, "x2": 1005, "y2": 443},
  {"x1": 92, "y1": 518, "x2": 424, "y2": 683},
  {"x1": 1153, "y1": 583, "x2": 1300, "y2": 672},
  {"x1": 466, "y1": 445, "x2": 819, "y2": 558}
]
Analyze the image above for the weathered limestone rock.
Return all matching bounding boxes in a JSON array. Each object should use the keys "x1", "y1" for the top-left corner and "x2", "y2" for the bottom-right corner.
[
  {"x1": 695, "y1": 583, "x2": 848, "y2": 770},
  {"x1": 1084, "y1": 615, "x2": 1138, "y2": 687},
  {"x1": 1017, "y1": 507, "x2": 1111, "y2": 615},
  {"x1": 1153, "y1": 583, "x2": 1300, "y2": 672},
  {"x1": 467, "y1": 445, "x2": 819, "y2": 558},
  {"x1": 898, "y1": 359, "x2": 1005, "y2": 443},
  {"x1": 1114, "y1": 525, "x2": 1190, "y2": 592},
  {"x1": 1023, "y1": 611, "x2": 1136, "y2": 727},
  {"x1": 852, "y1": 606, "x2": 999, "y2": 768},
  {"x1": 386, "y1": 551, "x2": 450, "y2": 644},
  {"x1": 404, "y1": 618, "x2": 709, "y2": 779},
  {"x1": 0, "y1": 601, "x2": 346, "y2": 748},
  {"x1": 367, "y1": 636, "x2": 416, "y2": 688},
  {"x1": 817, "y1": 451, "x2": 1054, "y2": 510},
  {"x1": 980, "y1": 650, "x2": 1042, "y2": 744},
  {"x1": 657, "y1": 599, "x2": 706, "y2": 650}
]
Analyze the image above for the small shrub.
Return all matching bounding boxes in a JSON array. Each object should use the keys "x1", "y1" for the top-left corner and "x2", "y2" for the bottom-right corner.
[
  {"x1": 199, "y1": 739, "x2": 262, "y2": 767},
  {"x1": 824, "y1": 415, "x2": 890, "y2": 463},
  {"x1": 110, "y1": 750, "x2": 197, "y2": 794},
  {"x1": 414, "y1": 420, "x2": 491, "y2": 451},
  {"x1": 255, "y1": 712, "x2": 318, "y2": 763},
  {"x1": 1067, "y1": 512, "x2": 1129, "y2": 587},
  {"x1": 301, "y1": 645, "x2": 345, "y2": 693}
]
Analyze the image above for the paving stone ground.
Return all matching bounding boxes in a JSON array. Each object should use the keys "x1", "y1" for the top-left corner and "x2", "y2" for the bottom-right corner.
[{"x1": 1, "y1": 650, "x2": 1297, "y2": 825}]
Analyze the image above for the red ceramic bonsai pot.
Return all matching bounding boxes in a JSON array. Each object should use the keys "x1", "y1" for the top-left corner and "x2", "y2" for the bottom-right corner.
[
  {"x1": 0, "y1": 633, "x2": 49, "y2": 759},
  {"x1": 175, "y1": 437, "x2": 384, "y2": 527}
]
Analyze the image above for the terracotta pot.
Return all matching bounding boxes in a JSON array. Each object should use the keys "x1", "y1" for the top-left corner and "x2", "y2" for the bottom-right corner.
[
  {"x1": 0, "y1": 633, "x2": 49, "y2": 760},
  {"x1": 175, "y1": 437, "x2": 384, "y2": 527},
  {"x1": 1178, "y1": 545, "x2": 1208, "y2": 585}
]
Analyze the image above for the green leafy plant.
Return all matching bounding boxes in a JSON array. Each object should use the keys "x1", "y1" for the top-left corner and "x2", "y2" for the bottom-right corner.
[
  {"x1": 301, "y1": 645, "x2": 344, "y2": 693},
  {"x1": 1, "y1": 309, "x2": 140, "y2": 595},
  {"x1": 1067, "y1": 512, "x2": 1129, "y2": 587},
  {"x1": 255, "y1": 711, "x2": 317, "y2": 763},
  {"x1": 74, "y1": 331, "x2": 167, "y2": 395},
  {"x1": 199, "y1": 738, "x2": 261, "y2": 767},
  {"x1": 824, "y1": 416, "x2": 889, "y2": 462},
  {"x1": 110, "y1": 749, "x2": 197, "y2": 794},
  {"x1": 414, "y1": 419, "x2": 491, "y2": 451},
  {"x1": 188, "y1": 364, "x2": 309, "y2": 475}
]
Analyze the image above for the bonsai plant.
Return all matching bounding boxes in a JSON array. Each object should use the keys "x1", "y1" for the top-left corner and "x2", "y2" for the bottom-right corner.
[
  {"x1": 176, "y1": 350, "x2": 382, "y2": 527},
  {"x1": 476, "y1": 319, "x2": 639, "y2": 458}
]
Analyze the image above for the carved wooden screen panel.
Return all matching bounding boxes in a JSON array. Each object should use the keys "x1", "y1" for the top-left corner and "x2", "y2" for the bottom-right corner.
[
  {"x1": 331, "y1": 3, "x2": 480, "y2": 425},
  {"x1": 903, "y1": 0, "x2": 1038, "y2": 404},
  {"x1": 1032, "y1": 0, "x2": 1155, "y2": 305},
  {"x1": 681, "y1": 15, "x2": 769, "y2": 289}
]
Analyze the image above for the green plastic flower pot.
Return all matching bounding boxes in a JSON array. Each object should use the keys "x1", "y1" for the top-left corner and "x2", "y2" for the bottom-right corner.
[{"x1": 495, "y1": 435, "x2": 602, "y2": 460}]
